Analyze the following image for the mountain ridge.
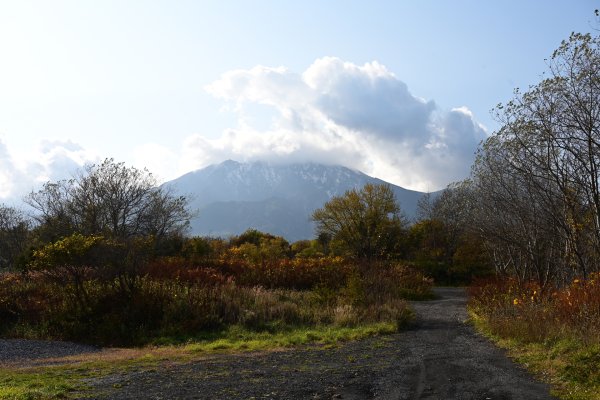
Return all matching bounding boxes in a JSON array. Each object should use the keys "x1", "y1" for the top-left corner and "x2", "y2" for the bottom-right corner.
[{"x1": 165, "y1": 160, "x2": 434, "y2": 241}]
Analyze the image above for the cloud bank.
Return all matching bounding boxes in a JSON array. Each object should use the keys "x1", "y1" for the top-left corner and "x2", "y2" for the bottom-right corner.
[
  {"x1": 190, "y1": 57, "x2": 487, "y2": 191},
  {"x1": 0, "y1": 57, "x2": 487, "y2": 203},
  {"x1": 0, "y1": 138, "x2": 98, "y2": 205}
]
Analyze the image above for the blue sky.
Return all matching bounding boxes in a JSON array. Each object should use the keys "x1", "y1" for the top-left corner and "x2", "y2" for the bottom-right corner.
[{"x1": 0, "y1": 1, "x2": 596, "y2": 201}]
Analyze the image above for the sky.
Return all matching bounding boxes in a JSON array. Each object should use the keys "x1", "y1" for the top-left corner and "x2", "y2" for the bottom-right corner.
[{"x1": 0, "y1": 0, "x2": 597, "y2": 203}]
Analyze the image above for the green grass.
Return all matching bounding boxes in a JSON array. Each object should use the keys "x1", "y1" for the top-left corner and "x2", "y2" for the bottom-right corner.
[
  {"x1": 0, "y1": 367, "x2": 86, "y2": 400},
  {"x1": 0, "y1": 354, "x2": 163, "y2": 400},
  {"x1": 182, "y1": 322, "x2": 398, "y2": 353},
  {"x1": 469, "y1": 309, "x2": 600, "y2": 400},
  {"x1": 0, "y1": 322, "x2": 400, "y2": 400}
]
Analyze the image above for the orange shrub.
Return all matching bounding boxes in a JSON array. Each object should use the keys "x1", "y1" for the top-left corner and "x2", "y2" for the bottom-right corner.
[
  {"x1": 0, "y1": 272, "x2": 66, "y2": 334},
  {"x1": 231, "y1": 256, "x2": 352, "y2": 290},
  {"x1": 468, "y1": 274, "x2": 600, "y2": 343},
  {"x1": 140, "y1": 257, "x2": 230, "y2": 286}
]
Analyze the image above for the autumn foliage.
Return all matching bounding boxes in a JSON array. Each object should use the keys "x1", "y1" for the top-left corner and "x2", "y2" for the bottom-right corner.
[
  {"x1": 468, "y1": 274, "x2": 600, "y2": 344},
  {"x1": 0, "y1": 231, "x2": 432, "y2": 346}
]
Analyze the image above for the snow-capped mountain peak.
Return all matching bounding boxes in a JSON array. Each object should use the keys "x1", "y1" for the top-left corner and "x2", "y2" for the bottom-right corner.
[{"x1": 165, "y1": 160, "x2": 431, "y2": 241}]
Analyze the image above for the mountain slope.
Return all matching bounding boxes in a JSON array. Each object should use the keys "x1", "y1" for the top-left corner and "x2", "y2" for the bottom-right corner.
[{"x1": 165, "y1": 160, "x2": 432, "y2": 241}]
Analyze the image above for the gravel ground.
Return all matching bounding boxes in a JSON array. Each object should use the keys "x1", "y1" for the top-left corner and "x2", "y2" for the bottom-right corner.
[
  {"x1": 80, "y1": 287, "x2": 557, "y2": 400},
  {"x1": 0, "y1": 288, "x2": 556, "y2": 399},
  {"x1": 0, "y1": 338, "x2": 100, "y2": 367}
]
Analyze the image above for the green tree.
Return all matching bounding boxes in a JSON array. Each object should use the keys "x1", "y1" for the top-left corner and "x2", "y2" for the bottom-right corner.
[
  {"x1": 291, "y1": 239, "x2": 325, "y2": 258},
  {"x1": 312, "y1": 183, "x2": 407, "y2": 260},
  {"x1": 29, "y1": 234, "x2": 112, "y2": 310},
  {"x1": 0, "y1": 205, "x2": 31, "y2": 270},
  {"x1": 230, "y1": 229, "x2": 280, "y2": 247},
  {"x1": 229, "y1": 229, "x2": 290, "y2": 263}
]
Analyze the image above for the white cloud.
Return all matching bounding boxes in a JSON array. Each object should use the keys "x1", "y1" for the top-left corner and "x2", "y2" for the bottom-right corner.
[
  {"x1": 33, "y1": 140, "x2": 98, "y2": 182},
  {"x1": 0, "y1": 140, "x2": 17, "y2": 198},
  {"x1": 205, "y1": 65, "x2": 311, "y2": 109},
  {"x1": 132, "y1": 143, "x2": 178, "y2": 182},
  {"x1": 306, "y1": 57, "x2": 436, "y2": 143},
  {"x1": 0, "y1": 138, "x2": 98, "y2": 204},
  {"x1": 188, "y1": 57, "x2": 487, "y2": 191},
  {"x1": 0, "y1": 57, "x2": 488, "y2": 200}
]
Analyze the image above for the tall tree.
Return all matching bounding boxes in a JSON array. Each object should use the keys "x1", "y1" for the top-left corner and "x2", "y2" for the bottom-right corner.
[
  {"x1": 469, "y1": 33, "x2": 600, "y2": 285},
  {"x1": 411, "y1": 182, "x2": 491, "y2": 284},
  {"x1": 312, "y1": 183, "x2": 407, "y2": 260}
]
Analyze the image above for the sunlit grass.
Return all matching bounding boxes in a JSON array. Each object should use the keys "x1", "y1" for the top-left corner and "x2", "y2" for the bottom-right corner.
[
  {"x1": 0, "y1": 367, "x2": 83, "y2": 400},
  {"x1": 183, "y1": 322, "x2": 398, "y2": 353}
]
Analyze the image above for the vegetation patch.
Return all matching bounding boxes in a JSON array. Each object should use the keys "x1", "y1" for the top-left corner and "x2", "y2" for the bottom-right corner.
[
  {"x1": 180, "y1": 322, "x2": 399, "y2": 354},
  {"x1": 0, "y1": 259, "x2": 425, "y2": 347},
  {"x1": 469, "y1": 277, "x2": 600, "y2": 400},
  {"x1": 0, "y1": 366, "x2": 87, "y2": 400}
]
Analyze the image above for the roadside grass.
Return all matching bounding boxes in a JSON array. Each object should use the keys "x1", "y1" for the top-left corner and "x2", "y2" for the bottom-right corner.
[
  {"x1": 470, "y1": 310, "x2": 600, "y2": 400},
  {"x1": 182, "y1": 322, "x2": 399, "y2": 353},
  {"x1": 0, "y1": 368, "x2": 76, "y2": 400},
  {"x1": 0, "y1": 321, "x2": 401, "y2": 400},
  {"x1": 0, "y1": 354, "x2": 161, "y2": 400},
  {"x1": 468, "y1": 276, "x2": 600, "y2": 400}
]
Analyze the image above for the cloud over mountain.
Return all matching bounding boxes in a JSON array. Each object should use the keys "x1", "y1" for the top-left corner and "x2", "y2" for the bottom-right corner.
[
  {"x1": 0, "y1": 57, "x2": 487, "y2": 203},
  {"x1": 0, "y1": 138, "x2": 97, "y2": 203},
  {"x1": 191, "y1": 57, "x2": 487, "y2": 191}
]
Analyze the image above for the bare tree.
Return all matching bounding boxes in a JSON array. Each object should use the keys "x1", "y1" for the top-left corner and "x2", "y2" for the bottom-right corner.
[
  {"x1": 26, "y1": 159, "x2": 191, "y2": 243},
  {"x1": 470, "y1": 135, "x2": 567, "y2": 287},
  {"x1": 468, "y1": 33, "x2": 600, "y2": 285}
]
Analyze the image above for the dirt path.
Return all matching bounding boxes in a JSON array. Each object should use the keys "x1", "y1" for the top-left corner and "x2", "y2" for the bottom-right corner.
[{"x1": 85, "y1": 287, "x2": 556, "y2": 399}]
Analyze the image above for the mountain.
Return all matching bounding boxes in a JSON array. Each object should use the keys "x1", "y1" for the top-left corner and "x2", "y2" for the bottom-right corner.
[{"x1": 165, "y1": 160, "x2": 433, "y2": 242}]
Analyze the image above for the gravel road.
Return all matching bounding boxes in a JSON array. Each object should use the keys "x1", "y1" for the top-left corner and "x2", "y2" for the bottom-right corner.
[{"x1": 83, "y1": 287, "x2": 556, "y2": 399}]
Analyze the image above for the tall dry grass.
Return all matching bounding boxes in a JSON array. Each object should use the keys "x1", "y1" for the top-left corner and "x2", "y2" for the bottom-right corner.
[{"x1": 0, "y1": 259, "x2": 430, "y2": 346}]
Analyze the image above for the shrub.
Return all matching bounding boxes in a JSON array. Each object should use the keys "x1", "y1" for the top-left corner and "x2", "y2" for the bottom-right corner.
[
  {"x1": 468, "y1": 274, "x2": 600, "y2": 344},
  {"x1": 0, "y1": 241, "x2": 433, "y2": 346},
  {"x1": 213, "y1": 255, "x2": 352, "y2": 291}
]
